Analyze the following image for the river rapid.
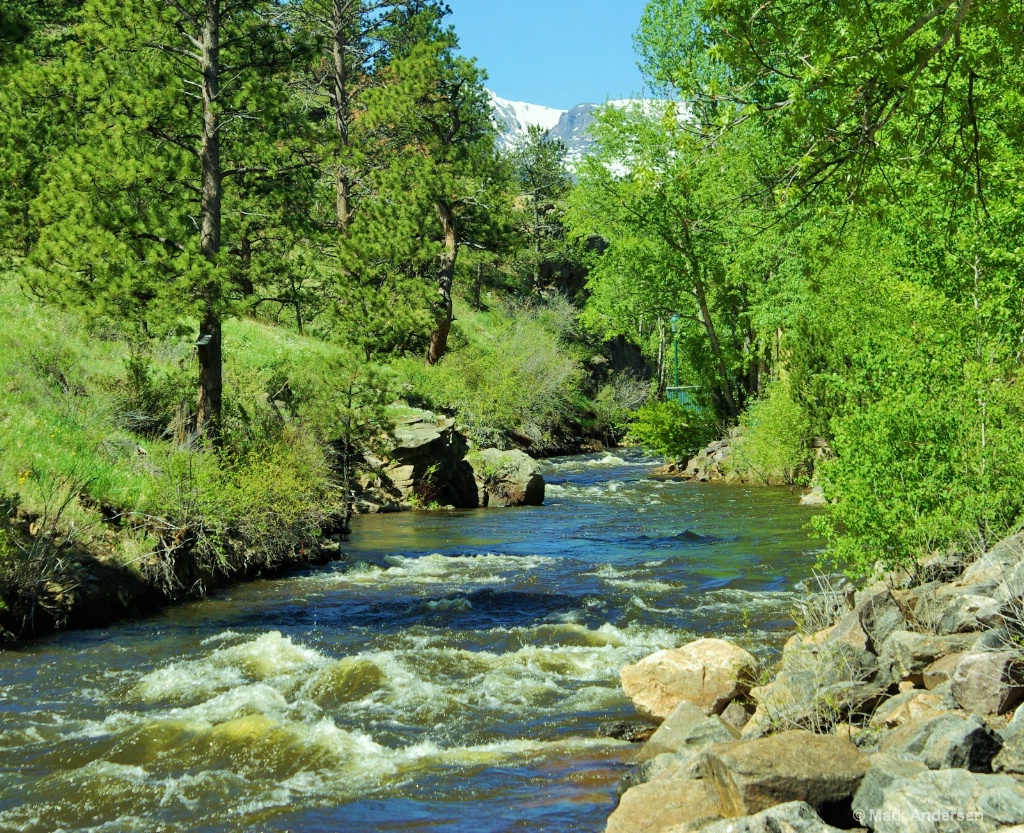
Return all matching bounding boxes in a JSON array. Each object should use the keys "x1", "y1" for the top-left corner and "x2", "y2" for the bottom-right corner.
[{"x1": 0, "y1": 451, "x2": 822, "y2": 832}]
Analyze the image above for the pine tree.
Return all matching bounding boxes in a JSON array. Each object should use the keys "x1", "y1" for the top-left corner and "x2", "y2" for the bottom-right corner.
[
  {"x1": 357, "y1": 32, "x2": 497, "y2": 365},
  {"x1": 25, "y1": 0, "x2": 302, "y2": 441}
]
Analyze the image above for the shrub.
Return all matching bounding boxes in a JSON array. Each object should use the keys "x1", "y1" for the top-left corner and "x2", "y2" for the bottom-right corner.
[
  {"x1": 149, "y1": 428, "x2": 336, "y2": 586},
  {"x1": 730, "y1": 379, "x2": 813, "y2": 485},
  {"x1": 592, "y1": 371, "x2": 650, "y2": 441},
  {"x1": 627, "y1": 399, "x2": 716, "y2": 459},
  {"x1": 406, "y1": 301, "x2": 585, "y2": 447},
  {"x1": 815, "y1": 355, "x2": 1024, "y2": 578}
]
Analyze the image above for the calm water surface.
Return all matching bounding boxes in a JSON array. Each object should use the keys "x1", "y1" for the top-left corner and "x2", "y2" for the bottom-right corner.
[{"x1": 0, "y1": 451, "x2": 821, "y2": 832}]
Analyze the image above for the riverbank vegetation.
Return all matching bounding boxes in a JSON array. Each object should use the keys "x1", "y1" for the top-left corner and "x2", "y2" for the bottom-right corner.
[
  {"x1": 567, "y1": 0, "x2": 1024, "y2": 579},
  {"x1": 3, "y1": 0, "x2": 1023, "y2": 637}
]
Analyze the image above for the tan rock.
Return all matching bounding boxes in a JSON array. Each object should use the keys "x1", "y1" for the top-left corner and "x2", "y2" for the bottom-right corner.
[
  {"x1": 923, "y1": 652, "x2": 965, "y2": 690},
  {"x1": 952, "y1": 651, "x2": 1024, "y2": 716},
  {"x1": 701, "y1": 730, "x2": 867, "y2": 824},
  {"x1": 869, "y1": 690, "x2": 945, "y2": 729},
  {"x1": 606, "y1": 775, "x2": 720, "y2": 833},
  {"x1": 621, "y1": 639, "x2": 758, "y2": 720}
]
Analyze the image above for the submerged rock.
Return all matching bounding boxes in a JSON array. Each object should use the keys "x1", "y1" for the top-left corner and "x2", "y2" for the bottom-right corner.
[{"x1": 599, "y1": 720, "x2": 657, "y2": 744}]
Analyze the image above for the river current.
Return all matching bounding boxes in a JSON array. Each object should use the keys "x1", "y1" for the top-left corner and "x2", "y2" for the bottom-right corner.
[{"x1": 0, "y1": 451, "x2": 821, "y2": 832}]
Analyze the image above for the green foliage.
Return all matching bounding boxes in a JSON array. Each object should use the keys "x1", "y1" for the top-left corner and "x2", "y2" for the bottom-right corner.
[
  {"x1": 399, "y1": 298, "x2": 586, "y2": 447},
  {"x1": 152, "y1": 427, "x2": 334, "y2": 579},
  {"x1": 591, "y1": 372, "x2": 651, "y2": 441},
  {"x1": 731, "y1": 380, "x2": 812, "y2": 486},
  {"x1": 628, "y1": 400, "x2": 716, "y2": 460},
  {"x1": 567, "y1": 104, "x2": 770, "y2": 420}
]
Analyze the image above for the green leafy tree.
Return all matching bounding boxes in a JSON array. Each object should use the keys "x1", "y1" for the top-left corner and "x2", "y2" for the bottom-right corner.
[{"x1": 568, "y1": 103, "x2": 775, "y2": 419}]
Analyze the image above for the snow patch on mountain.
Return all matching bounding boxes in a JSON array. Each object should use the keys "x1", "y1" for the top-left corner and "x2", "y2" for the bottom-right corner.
[
  {"x1": 488, "y1": 90, "x2": 566, "y2": 152},
  {"x1": 488, "y1": 89, "x2": 679, "y2": 166}
]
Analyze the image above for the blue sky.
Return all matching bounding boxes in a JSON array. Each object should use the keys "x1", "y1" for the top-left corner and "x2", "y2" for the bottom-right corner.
[{"x1": 448, "y1": 0, "x2": 650, "y2": 110}]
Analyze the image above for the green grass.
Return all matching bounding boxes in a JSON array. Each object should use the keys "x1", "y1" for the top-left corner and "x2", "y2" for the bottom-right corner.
[{"x1": 0, "y1": 273, "x2": 343, "y2": 575}]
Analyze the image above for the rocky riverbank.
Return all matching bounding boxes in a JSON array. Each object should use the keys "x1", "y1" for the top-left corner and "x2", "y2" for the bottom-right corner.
[{"x1": 606, "y1": 532, "x2": 1024, "y2": 832}]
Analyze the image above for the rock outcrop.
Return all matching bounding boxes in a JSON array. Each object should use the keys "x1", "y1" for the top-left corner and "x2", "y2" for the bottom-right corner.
[
  {"x1": 467, "y1": 448, "x2": 545, "y2": 507},
  {"x1": 356, "y1": 409, "x2": 546, "y2": 511}
]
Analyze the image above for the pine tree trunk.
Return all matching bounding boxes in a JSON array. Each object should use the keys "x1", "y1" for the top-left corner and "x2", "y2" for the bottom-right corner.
[
  {"x1": 196, "y1": 0, "x2": 223, "y2": 441},
  {"x1": 426, "y1": 201, "x2": 458, "y2": 366},
  {"x1": 332, "y1": 0, "x2": 352, "y2": 233}
]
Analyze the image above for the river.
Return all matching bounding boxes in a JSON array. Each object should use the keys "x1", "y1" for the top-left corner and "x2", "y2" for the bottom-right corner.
[{"x1": 0, "y1": 450, "x2": 822, "y2": 832}]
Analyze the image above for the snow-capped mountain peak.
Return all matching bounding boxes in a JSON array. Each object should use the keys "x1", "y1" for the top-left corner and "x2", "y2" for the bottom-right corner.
[{"x1": 487, "y1": 90, "x2": 566, "y2": 152}]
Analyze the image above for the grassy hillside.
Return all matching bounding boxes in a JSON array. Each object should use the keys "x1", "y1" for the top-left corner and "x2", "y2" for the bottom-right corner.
[{"x1": 0, "y1": 274, "x2": 345, "y2": 638}]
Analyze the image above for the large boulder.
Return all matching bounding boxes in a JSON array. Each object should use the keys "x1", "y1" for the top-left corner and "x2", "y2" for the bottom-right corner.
[
  {"x1": 635, "y1": 701, "x2": 739, "y2": 764},
  {"x1": 960, "y1": 533, "x2": 1024, "y2": 588},
  {"x1": 936, "y1": 592, "x2": 1004, "y2": 634},
  {"x1": 688, "y1": 801, "x2": 847, "y2": 833},
  {"x1": 994, "y1": 705, "x2": 1024, "y2": 775},
  {"x1": 879, "y1": 711, "x2": 1002, "y2": 772},
  {"x1": 467, "y1": 448, "x2": 545, "y2": 507},
  {"x1": 951, "y1": 651, "x2": 1024, "y2": 716},
  {"x1": 744, "y1": 638, "x2": 894, "y2": 737},
  {"x1": 863, "y1": 768, "x2": 1024, "y2": 833},
  {"x1": 382, "y1": 410, "x2": 478, "y2": 506},
  {"x1": 621, "y1": 639, "x2": 758, "y2": 720},
  {"x1": 606, "y1": 774, "x2": 720, "y2": 833},
  {"x1": 701, "y1": 730, "x2": 867, "y2": 825},
  {"x1": 854, "y1": 585, "x2": 909, "y2": 651},
  {"x1": 852, "y1": 753, "x2": 929, "y2": 822},
  {"x1": 879, "y1": 630, "x2": 976, "y2": 686}
]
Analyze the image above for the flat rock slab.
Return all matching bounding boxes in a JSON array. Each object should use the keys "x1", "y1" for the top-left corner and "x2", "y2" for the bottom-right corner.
[
  {"x1": 621, "y1": 639, "x2": 758, "y2": 720},
  {"x1": 635, "y1": 701, "x2": 739, "y2": 763},
  {"x1": 870, "y1": 690, "x2": 948, "y2": 729},
  {"x1": 702, "y1": 729, "x2": 867, "y2": 826}
]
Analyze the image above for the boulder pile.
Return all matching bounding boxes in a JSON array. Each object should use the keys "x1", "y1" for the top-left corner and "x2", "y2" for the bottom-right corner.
[
  {"x1": 355, "y1": 409, "x2": 545, "y2": 511},
  {"x1": 607, "y1": 532, "x2": 1024, "y2": 833}
]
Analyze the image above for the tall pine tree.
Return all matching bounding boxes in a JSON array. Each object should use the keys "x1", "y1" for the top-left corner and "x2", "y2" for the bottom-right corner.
[{"x1": 26, "y1": 0, "x2": 302, "y2": 441}]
